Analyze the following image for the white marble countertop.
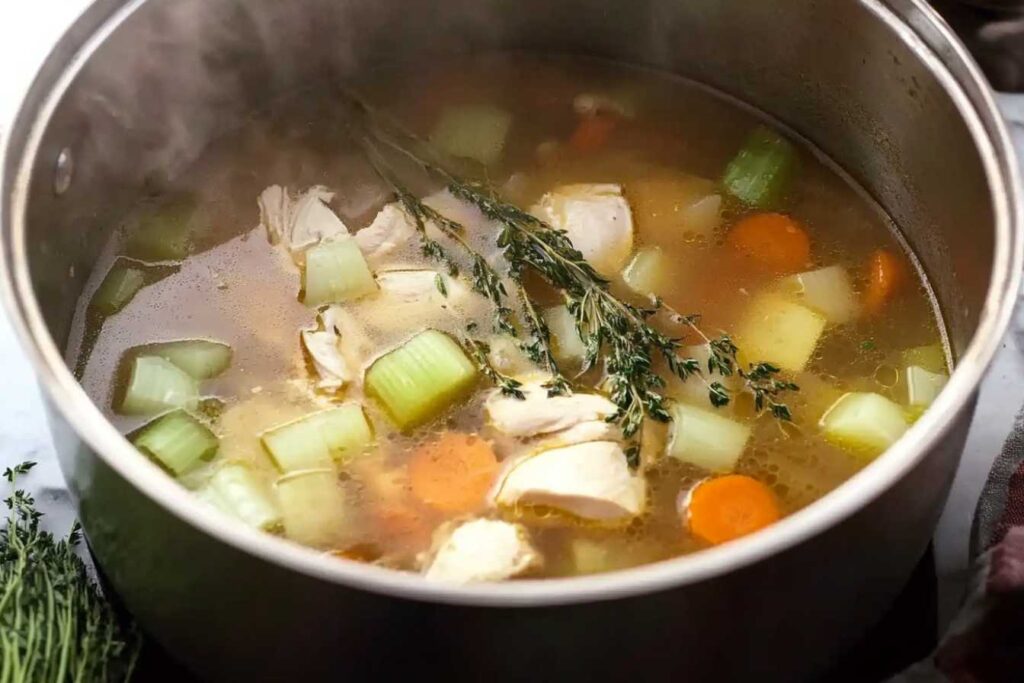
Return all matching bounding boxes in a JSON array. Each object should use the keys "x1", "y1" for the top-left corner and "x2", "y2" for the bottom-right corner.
[{"x1": 2, "y1": 0, "x2": 1024, "y2": 635}]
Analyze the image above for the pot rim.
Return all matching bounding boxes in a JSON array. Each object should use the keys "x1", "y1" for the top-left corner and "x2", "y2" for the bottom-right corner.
[{"x1": 1, "y1": 0, "x2": 1021, "y2": 607}]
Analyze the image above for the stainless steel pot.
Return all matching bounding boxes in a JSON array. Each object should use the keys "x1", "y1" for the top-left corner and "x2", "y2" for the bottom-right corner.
[{"x1": 2, "y1": 0, "x2": 1021, "y2": 680}]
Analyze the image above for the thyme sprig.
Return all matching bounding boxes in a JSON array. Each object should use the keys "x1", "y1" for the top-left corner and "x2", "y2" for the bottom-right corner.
[
  {"x1": 667, "y1": 307, "x2": 799, "y2": 419},
  {"x1": 344, "y1": 91, "x2": 796, "y2": 440},
  {"x1": 462, "y1": 337, "x2": 526, "y2": 399}
]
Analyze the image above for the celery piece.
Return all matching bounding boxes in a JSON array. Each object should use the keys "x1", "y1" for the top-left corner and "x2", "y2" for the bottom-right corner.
[
  {"x1": 275, "y1": 469, "x2": 349, "y2": 548},
  {"x1": 667, "y1": 402, "x2": 751, "y2": 472},
  {"x1": 146, "y1": 339, "x2": 233, "y2": 379},
  {"x1": 901, "y1": 344, "x2": 948, "y2": 374},
  {"x1": 120, "y1": 355, "x2": 199, "y2": 415},
  {"x1": 133, "y1": 409, "x2": 218, "y2": 475},
  {"x1": 126, "y1": 196, "x2": 198, "y2": 261},
  {"x1": 543, "y1": 305, "x2": 586, "y2": 364},
  {"x1": 904, "y1": 365, "x2": 948, "y2": 408},
  {"x1": 780, "y1": 265, "x2": 859, "y2": 325},
  {"x1": 261, "y1": 404, "x2": 374, "y2": 473},
  {"x1": 622, "y1": 247, "x2": 669, "y2": 297},
  {"x1": 430, "y1": 104, "x2": 513, "y2": 166},
  {"x1": 302, "y1": 236, "x2": 377, "y2": 307},
  {"x1": 365, "y1": 329, "x2": 478, "y2": 431},
  {"x1": 820, "y1": 392, "x2": 908, "y2": 457},
  {"x1": 91, "y1": 263, "x2": 145, "y2": 316},
  {"x1": 206, "y1": 464, "x2": 282, "y2": 531},
  {"x1": 722, "y1": 126, "x2": 798, "y2": 208},
  {"x1": 734, "y1": 294, "x2": 827, "y2": 372}
]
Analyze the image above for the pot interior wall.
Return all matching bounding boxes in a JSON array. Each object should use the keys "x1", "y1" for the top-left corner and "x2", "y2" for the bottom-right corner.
[{"x1": 22, "y1": 0, "x2": 993, "y2": 363}]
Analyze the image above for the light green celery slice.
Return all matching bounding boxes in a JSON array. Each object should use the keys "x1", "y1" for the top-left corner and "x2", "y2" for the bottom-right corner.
[
  {"x1": 207, "y1": 464, "x2": 282, "y2": 531},
  {"x1": 365, "y1": 329, "x2": 478, "y2": 432},
  {"x1": 901, "y1": 345, "x2": 948, "y2": 374},
  {"x1": 904, "y1": 365, "x2": 948, "y2": 408},
  {"x1": 819, "y1": 392, "x2": 908, "y2": 457},
  {"x1": 430, "y1": 104, "x2": 513, "y2": 166},
  {"x1": 91, "y1": 263, "x2": 145, "y2": 316},
  {"x1": 666, "y1": 402, "x2": 751, "y2": 472},
  {"x1": 146, "y1": 339, "x2": 233, "y2": 379},
  {"x1": 133, "y1": 409, "x2": 218, "y2": 475},
  {"x1": 126, "y1": 196, "x2": 199, "y2": 261},
  {"x1": 543, "y1": 305, "x2": 586, "y2": 364},
  {"x1": 261, "y1": 403, "x2": 374, "y2": 473},
  {"x1": 120, "y1": 355, "x2": 199, "y2": 415},
  {"x1": 303, "y1": 236, "x2": 377, "y2": 307},
  {"x1": 722, "y1": 126, "x2": 798, "y2": 209},
  {"x1": 276, "y1": 469, "x2": 349, "y2": 548},
  {"x1": 622, "y1": 247, "x2": 669, "y2": 297}
]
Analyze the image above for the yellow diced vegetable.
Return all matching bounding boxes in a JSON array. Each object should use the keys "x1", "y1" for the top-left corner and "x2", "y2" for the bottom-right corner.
[
  {"x1": 735, "y1": 294, "x2": 827, "y2": 372},
  {"x1": 819, "y1": 392, "x2": 908, "y2": 457}
]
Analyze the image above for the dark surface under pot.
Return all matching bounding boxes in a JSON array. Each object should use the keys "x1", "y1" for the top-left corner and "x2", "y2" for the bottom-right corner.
[{"x1": 117, "y1": 548, "x2": 938, "y2": 681}]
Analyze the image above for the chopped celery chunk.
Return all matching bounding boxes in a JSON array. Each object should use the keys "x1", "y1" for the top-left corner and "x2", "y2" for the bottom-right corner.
[
  {"x1": 91, "y1": 263, "x2": 145, "y2": 316},
  {"x1": 820, "y1": 392, "x2": 908, "y2": 457},
  {"x1": 430, "y1": 104, "x2": 513, "y2": 166},
  {"x1": 667, "y1": 402, "x2": 751, "y2": 472},
  {"x1": 904, "y1": 365, "x2": 948, "y2": 408},
  {"x1": 722, "y1": 126, "x2": 798, "y2": 208},
  {"x1": 120, "y1": 355, "x2": 199, "y2": 415},
  {"x1": 543, "y1": 305, "x2": 586, "y2": 364},
  {"x1": 276, "y1": 469, "x2": 350, "y2": 548},
  {"x1": 206, "y1": 464, "x2": 281, "y2": 531},
  {"x1": 133, "y1": 409, "x2": 217, "y2": 475},
  {"x1": 734, "y1": 294, "x2": 827, "y2": 372},
  {"x1": 365, "y1": 330, "x2": 478, "y2": 431},
  {"x1": 901, "y1": 344, "x2": 947, "y2": 374},
  {"x1": 145, "y1": 339, "x2": 232, "y2": 379},
  {"x1": 779, "y1": 265, "x2": 859, "y2": 325},
  {"x1": 261, "y1": 404, "x2": 374, "y2": 473},
  {"x1": 126, "y1": 196, "x2": 199, "y2": 261},
  {"x1": 622, "y1": 247, "x2": 670, "y2": 297},
  {"x1": 303, "y1": 236, "x2": 377, "y2": 307}
]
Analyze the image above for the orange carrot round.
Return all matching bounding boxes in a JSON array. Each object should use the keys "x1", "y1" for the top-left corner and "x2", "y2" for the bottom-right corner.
[
  {"x1": 687, "y1": 475, "x2": 781, "y2": 546},
  {"x1": 408, "y1": 432, "x2": 499, "y2": 514},
  {"x1": 725, "y1": 212, "x2": 811, "y2": 273},
  {"x1": 569, "y1": 114, "x2": 617, "y2": 154},
  {"x1": 862, "y1": 249, "x2": 907, "y2": 315}
]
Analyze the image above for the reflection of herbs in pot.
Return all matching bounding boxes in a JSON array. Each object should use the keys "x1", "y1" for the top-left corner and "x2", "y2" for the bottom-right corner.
[{"x1": 73, "y1": 56, "x2": 948, "y2": 582}]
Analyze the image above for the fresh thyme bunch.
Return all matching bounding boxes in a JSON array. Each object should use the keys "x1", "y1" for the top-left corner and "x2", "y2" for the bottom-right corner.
[{"x1": 0, "y1": 462, "x2": 140, "y2": 683}]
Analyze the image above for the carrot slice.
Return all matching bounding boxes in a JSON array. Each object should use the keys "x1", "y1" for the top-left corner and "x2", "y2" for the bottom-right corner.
[
  {"x1": 687, "y1": 475, "x2": 781, "y2": 546},
  {"x1": 408, "y1": 432, "x2": 499, "y2": 514},
  {"x1": 862, "y1": 249, "x2": 907, "y2": 316},
  {"x1": 375, "y1": 503, "x2": 434, "y2": 549},
  {"x1": 568, "y1": 114, "x2": 617, "y2": 154},
  {"x1": 725, "y1": 212, "x2": 811, "y2": 274}
]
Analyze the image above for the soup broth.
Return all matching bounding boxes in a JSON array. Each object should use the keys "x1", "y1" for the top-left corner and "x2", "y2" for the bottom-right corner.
[{"x1": 72, "y1": 55, "x2": 946, "y2": 581}]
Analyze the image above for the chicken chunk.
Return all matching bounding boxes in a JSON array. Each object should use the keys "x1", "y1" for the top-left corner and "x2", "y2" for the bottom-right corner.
[
  {"x1": 353, "y1": 203, "x2": 417, "y2": 266},
  {"x1": 495, "y1": 441, "x2": 646, "y2": 521},
  {"x1": 531, "y1": 184, "x2": 634, "y2": 275},
  {"x1": 258, "y1": 185, "x2": 349, "y2": 255},
  {"x1": 485, "y1": 382, "x2": 618, "y2": 438},
  {"x1": 423, "y1": 519, "x2": 541, "y2": 583},
  {"x1": 300, "y1": 308, "x2": 352, "y2": 391}
]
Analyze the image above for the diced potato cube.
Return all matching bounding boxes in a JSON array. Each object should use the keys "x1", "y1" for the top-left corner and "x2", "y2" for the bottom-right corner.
[
  {"x1": 735, "y1": 294, "x2": 827, "y2": 372},
  {"x1": 543, "y1": 305, "x2": 586, "y2": 364},
  {"x1": 622, "y1": 247, "x2": 670, "y2": 297},
  {"x1": 819, "y1": 392, "x2": 908, "y2": 457},
  {"x1": 667, "y1": 403, "x2": 751, "y2": 472},
  {"x1": 779, "y1": 265, "x2": 859, "y2": 325},
  {"x1": 904, "y1": 366, "x2": 948, "y2": 408}
]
